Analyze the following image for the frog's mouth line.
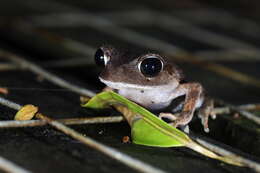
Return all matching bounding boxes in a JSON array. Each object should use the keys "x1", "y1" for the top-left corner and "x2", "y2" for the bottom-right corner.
[{"x1": 99, "y1": 77, "x2": 166, "y2": 90}]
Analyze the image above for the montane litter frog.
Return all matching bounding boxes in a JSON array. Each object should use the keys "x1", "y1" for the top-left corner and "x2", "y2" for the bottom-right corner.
[{"x1": 94, "y1": 46, "x2": 215, "y2": 132}]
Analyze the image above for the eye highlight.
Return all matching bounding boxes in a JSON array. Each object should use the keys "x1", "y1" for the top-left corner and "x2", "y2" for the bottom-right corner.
[
  {"x1": 94, "y1": 48, "x2": 110, "y2": 67},
  {"x1": 139, "y1": 57, "x2": 163, "y2": 77}
]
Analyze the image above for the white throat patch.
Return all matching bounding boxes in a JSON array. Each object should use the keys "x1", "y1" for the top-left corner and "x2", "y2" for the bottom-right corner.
[{"x1": 99, "y1": 77, "x2": 173, "y2": 90}]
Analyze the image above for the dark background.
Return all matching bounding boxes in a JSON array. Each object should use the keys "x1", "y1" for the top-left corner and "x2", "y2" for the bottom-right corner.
[{"x1": 0, "y1": 0, "x2": 259, "y2": 173}]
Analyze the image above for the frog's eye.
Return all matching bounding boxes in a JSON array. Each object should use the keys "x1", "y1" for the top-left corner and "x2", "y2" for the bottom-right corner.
[
  {"x1": 94, "y1": 48, "x2": 110, "y2": 67},
  {"x1": 139, "y1": 57, "x2": 163, "y2": 77}
]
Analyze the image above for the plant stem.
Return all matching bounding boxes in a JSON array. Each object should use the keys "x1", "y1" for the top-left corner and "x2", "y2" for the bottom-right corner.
[{"x1": 195, "y1": 138, "x2": 260, "y2": 172}]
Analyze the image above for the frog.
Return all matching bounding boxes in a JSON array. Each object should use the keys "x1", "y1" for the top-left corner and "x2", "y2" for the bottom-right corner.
[{"x1": 94, "y1": 45, "x2": 215, "y2": 132}]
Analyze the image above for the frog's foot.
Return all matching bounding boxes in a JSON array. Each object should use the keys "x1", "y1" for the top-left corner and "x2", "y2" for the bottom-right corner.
[
  {"x1": 159, "y1": 112, "x2": 192, "y2": 127},
  {"x1": 159, "y1": 112, "x2": 190, "y2": 133},
  {"x1": 198, "y1": 98, "x2": 215, "y2": 133}
]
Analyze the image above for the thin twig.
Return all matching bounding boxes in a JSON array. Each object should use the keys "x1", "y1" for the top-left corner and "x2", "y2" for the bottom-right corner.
[
  {"x1": 0, "y1": 58, "x2": 93, "y2": 71},
  {"x1": 113, "y1": 98, "x2": 260, "y2": 170},
  {"x1": 0, "y1": 116, "x2": 124, "y2": 128},
  {"x1": 0, "y1": 97, "x2": 166, "y2": 173},
  {"x1": 2, "y1": 96, "x2": 260, "y2": 172},
  {"x1": 29, "y1": 9, "x2": 260, "y2": 46},
  {"x1": 0, "y1": 50, "x2": 95, "y2": 97},
  {"x1": 27, "y1": 14, "x2": 260, "y2": 88},
  {"x1": 0, "y1": 63, "x2": 19, "y2": 71},
  {"x1": 0, "y1": 97, "x2": 21, "y2": 110},
  {"x1": 210, "y1": 104, "x2": 260, "y2": 115},
  {"x1": 1, "y1": 103, "x2": 260, "y2": 129},
  {"x1": 36, "y1": 113, "x2": 166, "y2": 173},
  {"x1": 2, "y1": 4, "x2": 260, "y2": 170},
  {"x1": 1, "y1": 1, "x2": 259, "y2": 172},
  {"x1": 195, "y1": 138, "x2": 260, "y2": 172},
  {"x1": 174, "y1": 9, "x2": 260, "y2": 39},
  {"x1": 195, "y1": 50, "x2": 260, "y2": 62},
  {"x1": 17, "y1": 0, "x2": 260, "y2": 116},
  {"x1": 29, "y1": 11, "x2": 260, "y2": 50},
  {"x1": 0, "y1": 46, "x2": 260, "y2": 162},
  {"x1": 156, "y1": 12, "x2": 258, "y2": 50},
  {"x1": 0, "y1": 156, "x2": 32, "y2": 173},
  {"x1": 238, "y1": 104, "x2": 260, "y2": 111},
  {"x1": 171, "y1": 53, "x2": 260, "y2": 88},
  {"x1": 91, "y1": 9, "x2": 260, "y2": 41},
  {"x1": 2, "y1": 47, "x2": 259, "y2": 126},
  {"x1": 0, "y1": 51, "x2": 259, "y2": 172},
  {"x1": 216, "y1": 99, "x2": 260, "y2": 126}
]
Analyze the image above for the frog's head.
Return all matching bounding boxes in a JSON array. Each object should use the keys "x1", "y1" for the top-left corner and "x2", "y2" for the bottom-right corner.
[{"x1": 94, "y1": 46, "x2": 184, "y2": 90}]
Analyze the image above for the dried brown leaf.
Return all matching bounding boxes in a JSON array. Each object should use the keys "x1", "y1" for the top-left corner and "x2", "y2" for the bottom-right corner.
[{"x1": 14, "y1": 104, "x2": 38, "y2": 121}]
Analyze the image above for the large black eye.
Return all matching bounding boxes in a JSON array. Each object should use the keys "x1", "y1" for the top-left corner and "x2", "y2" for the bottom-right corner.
[
  {"x1": 94, "y1": 48, "x2": 108, "y2": 67},
  {"x1": 139, "y1": 57, "x2": 163, "y2": 77}
]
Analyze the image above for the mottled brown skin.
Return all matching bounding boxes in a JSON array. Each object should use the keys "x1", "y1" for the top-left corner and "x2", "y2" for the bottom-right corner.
[
  {"x1": 100, "y1": 46, "x2": 183, "y2": 87},
  {"x1": 98, "y1": 46, "x2": 215, "y2": 132}
]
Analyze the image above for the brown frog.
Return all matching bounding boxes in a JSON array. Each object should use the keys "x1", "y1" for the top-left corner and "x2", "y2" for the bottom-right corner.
[{"x1": 94, "y1": 46, "x2": 215, "y2": 132}]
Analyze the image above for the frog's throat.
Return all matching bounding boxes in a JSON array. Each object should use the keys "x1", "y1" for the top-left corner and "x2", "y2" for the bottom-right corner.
[{"x1": 99, "y1": 77, "x2": 172, "y2": 90}]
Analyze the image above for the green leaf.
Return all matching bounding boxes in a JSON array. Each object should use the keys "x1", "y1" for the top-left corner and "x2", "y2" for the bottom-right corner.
[
  {"x1": 132, "y1": 119, "x2": 184, "y2": 147},
  {"x1": 83, "y1": 91, "x2": 191, "y2": 147},
  {"x1": 83, "y1": 92, "x2": 247, "y2": 167}
]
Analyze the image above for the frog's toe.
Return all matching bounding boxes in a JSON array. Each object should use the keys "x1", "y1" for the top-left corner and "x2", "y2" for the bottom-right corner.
[
  {"x1": 159, "y1": 112, "x2": 192, "y2": 133},
  {"x1": 159, "y1": 112, "x2": 177, "y2": 121},
  {"x1": 198, "y1": 98, "x2": 215, "y2": 132},
  {"x1": 210, "y1": 112, "x2": 216, "y2": 120},
  {"x1": 198, "y1": 109, "x2": 210, "y2": 133}
]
